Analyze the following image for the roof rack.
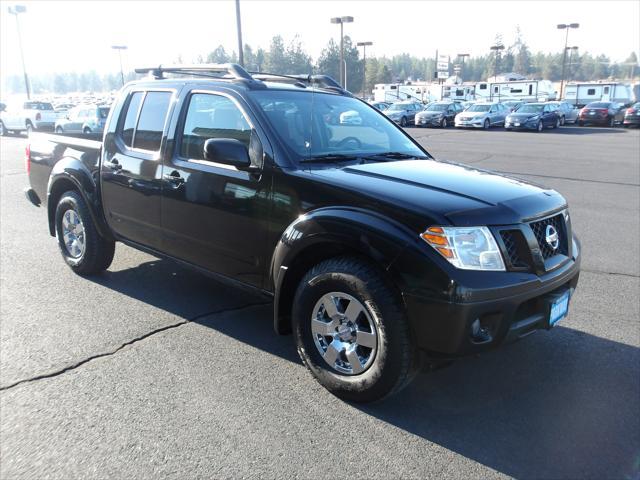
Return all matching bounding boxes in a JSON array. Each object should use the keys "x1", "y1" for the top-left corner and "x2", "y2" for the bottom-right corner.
[
  {"x1": 134, "y1": 63, "x2": 255, "y2": 82},
  {"x1": 134, "y1": 63, "x2": 350, "y2": 95},
  {"x1": 251, "y1": 72, "x2": 350, "y2": 95}
]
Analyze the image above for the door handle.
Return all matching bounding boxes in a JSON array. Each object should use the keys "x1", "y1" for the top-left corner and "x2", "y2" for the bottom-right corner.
[
  {"x1": 163, "y1": 171, "x2": 185, "y2": 188},
  {"x1": 103, "y1": 159, "x2": 122, "y2": 171}
]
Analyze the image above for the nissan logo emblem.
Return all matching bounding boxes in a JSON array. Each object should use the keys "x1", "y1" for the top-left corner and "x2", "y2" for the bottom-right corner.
[{"x1": 545, "y1": 225, "x2": 559, "y2": 251}]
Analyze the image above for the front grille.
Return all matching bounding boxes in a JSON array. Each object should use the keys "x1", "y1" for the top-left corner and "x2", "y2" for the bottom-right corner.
[
  {"x1": 530, "y1": 213, "x2": 567, "y2": 259},
  {"x1": 500, "y1": 230, "x2": 531, "y2": 269}
]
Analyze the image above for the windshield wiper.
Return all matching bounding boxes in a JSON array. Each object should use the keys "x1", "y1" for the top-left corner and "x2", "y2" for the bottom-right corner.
[
  {"x1": 300, "y1": 153, "x2": 360, "y2": 164},
  {"x1": 362, "y1": 152, "x2": 430, "y2": 160}
]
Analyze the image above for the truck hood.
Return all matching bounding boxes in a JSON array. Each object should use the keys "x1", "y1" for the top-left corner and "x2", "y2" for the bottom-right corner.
[{"x1": 310, "y1": 159, "x2": 566, "y2": 226}]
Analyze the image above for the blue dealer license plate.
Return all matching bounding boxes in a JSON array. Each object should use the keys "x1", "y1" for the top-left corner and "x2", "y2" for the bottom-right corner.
[{"x1": 550, "y1": 291, "x2": 570, "y2": 326}]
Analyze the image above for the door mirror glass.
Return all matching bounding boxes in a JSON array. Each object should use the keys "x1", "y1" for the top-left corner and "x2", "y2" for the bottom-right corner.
[{"x1": 204, "y1": 138, "x2": 251, "y2": 169}]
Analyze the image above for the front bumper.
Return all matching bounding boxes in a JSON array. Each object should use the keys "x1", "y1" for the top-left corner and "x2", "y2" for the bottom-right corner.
[
  {"x1": 623, "y1": 116, "x2": 640, "y2": 125},
  {"x1": 416, "y1": 116, "x2": 443, "y2": 127},
  {"x1": 455, "y1": 119, "x2": 483, "y2": 128},
  {"x1": 505, "y1": 120, "x2": 538, "y2": 130},
  {"x1": 395, "y1": 239, "x2": 581, "y2": 357}
]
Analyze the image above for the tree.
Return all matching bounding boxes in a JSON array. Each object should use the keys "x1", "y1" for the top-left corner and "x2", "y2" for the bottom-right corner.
[
  {"x1": 264, "y1": 35, "x2": 288, "y2": 73},
  {"x1": 316, "y1": 38, "x2": 341, "y2": 82},
  {"x1": 206, "y1": 45, "x2": 229, "y2": 64},
  {"x1": 286, "y1": 36, "x2": 313, "y2": 74}
]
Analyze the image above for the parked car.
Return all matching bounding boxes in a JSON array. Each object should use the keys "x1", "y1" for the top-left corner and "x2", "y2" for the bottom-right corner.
[
  {"x1": 547, "y1": 101, "x2": 579, "y2": 125},
  {"x1": 339, "y1": 110, "x2": 362, "y2": 125},
  {"x1": 370, "y1": 101, "x2": 391, "y2": 111},
  {"x1": 623, "y1": 102, "x2": 640, "y2": 127},
  {"x1": 577, "y1": 102, "x2": 626, "y2": 127},
  {"x1": 383, "y1": 101, "x2": 422, "y2": 126},
  {"x1": 414, "y1": 101, "x2": 463, "y2": 128},
  {"x1": 502, "y1": 100, "x2": 524, "y2": 112},
  {"x1": 0, "y1": 100, "x2": 59, "y2": 136},
  {"x1": 55, "y1": 105, "x2": 111, "y2": 134},
  {"x1": 25, "y1": 64, "x2": 581, "y2": 403},
  {"x1": 505, "y1": 103, "x2": 560, "y2": 132},
  {"x1": 454, "y1": 102, "x2": 508, "y2": 129}
]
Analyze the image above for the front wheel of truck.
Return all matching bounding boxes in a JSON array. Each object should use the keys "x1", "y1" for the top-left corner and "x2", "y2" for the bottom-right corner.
[
  {"x1": 292, "y1": 256, "x2": 420, "y2": 403},
  {"x1": 55, "y1": 191, "x2": 115, "y2": 275}
]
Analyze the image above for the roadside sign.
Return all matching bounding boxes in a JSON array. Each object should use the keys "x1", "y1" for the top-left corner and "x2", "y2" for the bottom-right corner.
[
  {"x1": 437, "y1": 62, "x2": 449, "y2": 71},
  {"x1": 437, "y1": 71, "x2": 449, "y2": 79}
]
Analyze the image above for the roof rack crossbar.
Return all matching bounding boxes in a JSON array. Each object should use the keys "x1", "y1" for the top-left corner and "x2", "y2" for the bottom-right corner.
[
  {"x1": 249, "y1": 71, "x2": 350, "y2": 95},
  {"x1": 134, "y1": 63, "x2": 254, "y2": 81}
]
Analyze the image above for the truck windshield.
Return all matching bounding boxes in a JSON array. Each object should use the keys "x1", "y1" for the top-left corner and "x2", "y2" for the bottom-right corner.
[{"x1": 252, "y1": 90, "x2": 426, "y2": 161}]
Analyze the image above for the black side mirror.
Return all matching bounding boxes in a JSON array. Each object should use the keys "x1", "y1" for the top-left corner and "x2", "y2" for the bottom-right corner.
[{"x1": 203, "y1": 138, "x2": 251, "y2": 169}]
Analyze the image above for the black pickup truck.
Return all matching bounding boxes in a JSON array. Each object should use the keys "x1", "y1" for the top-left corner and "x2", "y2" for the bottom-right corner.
[{"x1": 25, "y1": 64, "x2": 580, "y2": 402}]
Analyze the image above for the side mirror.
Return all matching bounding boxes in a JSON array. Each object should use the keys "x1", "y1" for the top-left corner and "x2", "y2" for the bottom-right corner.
[{"x1": 204, "y1": 138, "x2": 251, "y2": 169}]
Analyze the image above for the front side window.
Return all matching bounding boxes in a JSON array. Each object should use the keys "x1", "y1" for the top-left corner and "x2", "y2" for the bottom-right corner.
[
  {"x1": 180, "y1": 93, "x2": 251, "y2": 161},
  {"x1": 133, "y1": 91, "x2": 172, "y2": 151}
]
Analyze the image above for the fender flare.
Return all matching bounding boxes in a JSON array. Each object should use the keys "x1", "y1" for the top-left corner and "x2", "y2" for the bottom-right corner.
[
  {"x1": 270, "y1": 206, "x2": 419, "y2": 334},
  {"x1": 46, "y1": 157, "x2": 112, "y2": 239}
]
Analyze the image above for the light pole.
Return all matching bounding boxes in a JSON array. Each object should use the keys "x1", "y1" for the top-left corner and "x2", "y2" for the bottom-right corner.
[
  {"x1": 357, "y1": 41, "x2": 372, "y2": 99},
  {"x1": 557, "y1": 23, "x2": 579, "y2": 99},
  {"x1": 235, "y1": 0, "x2": 244, "y2": 67},
  {"x1": 457, "y1": 53, "x2": 470, "y2": 81},
  {"x1": 566, "y1": 46, "x2": 578, "y2": 83},
  {"x1": 490, "y1": 45, "x2": 504, "y2": 81},
  {"x1": 8, "y1": 5, "x2": 30, "y2": 99},
  {"x1": 111, "y1": 45, "x2": 127, "y2": 87},
  {"x1": 330, "y1": 16, "x2": 354, "y2": 88}
]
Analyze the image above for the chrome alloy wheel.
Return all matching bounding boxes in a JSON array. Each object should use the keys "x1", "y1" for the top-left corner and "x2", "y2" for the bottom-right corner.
[
  {"x1": 62, "y1": 209, "x2": 85, "y2": 258},
  {"x1": 311, "y1": 292, "x2": 378, "y2": 375}
]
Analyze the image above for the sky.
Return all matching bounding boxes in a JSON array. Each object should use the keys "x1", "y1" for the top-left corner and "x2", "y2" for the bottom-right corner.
[{"x1": 1, "y1": 0, "x2": 639, "y2": 80}]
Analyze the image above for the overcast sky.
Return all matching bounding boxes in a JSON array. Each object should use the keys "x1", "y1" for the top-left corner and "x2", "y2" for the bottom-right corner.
[{"x1": 1, "y1": 0, "x2": 639, "y2": 79}]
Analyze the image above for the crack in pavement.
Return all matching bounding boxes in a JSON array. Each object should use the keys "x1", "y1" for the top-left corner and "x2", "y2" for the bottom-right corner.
[
  {"x1": 494, "y1": 170, "x2": 639, "y2": 187},
  {"x1": 582, "y1": 269, "x2": 639, "y2": 279},
  {"x1": 0, "y1": 301, "x2": 271, "y2": 392}
]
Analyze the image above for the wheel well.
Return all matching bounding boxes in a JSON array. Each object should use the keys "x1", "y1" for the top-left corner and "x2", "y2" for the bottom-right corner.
[
  {"x1": 47, "y1": 178, "x2": 78, "y2": 236},
  {"x1": 275, "y1": 242, "x2": 391, "y2": 335},
  {"x1": 26, "y1": 119, "x2": 33, "y2": 126}
]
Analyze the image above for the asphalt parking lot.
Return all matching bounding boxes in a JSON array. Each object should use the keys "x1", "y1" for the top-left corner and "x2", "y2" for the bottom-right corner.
[{"x1": 1, "y1": 126, "x2": 639, "y2": 479}]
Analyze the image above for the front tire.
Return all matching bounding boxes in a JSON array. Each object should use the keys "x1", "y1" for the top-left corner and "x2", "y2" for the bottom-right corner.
[
  {"x1": 55, "y1": 191, "x2": 115, "y2": 275},
  {"x1": 536, "y1": 120, "x2": 543, "y2": 132},
  {"x1": 400, "y1": 116, "x2": 407, "y2": 127},
  {"x1": 441, "y1": 118, "x2": 448, "y2": 128},
  {"x1": 293, "y1": 256, "x2": 419, "y2": 403},
  {"x1": 55, "y1": 126, "x2": 63, "y2": 133},
  {"x1": 483, "y1": 119, "x2": 490, "y2": 129},
  {"x1": 83, "y1": 127, "x2": 92, "y2": 134},
  {"x1": 25, "y1": 122, "x2": 33, "y2": 137},
  {"x1": 608, "y1": 116, "x2": 615, "y2": 128},
  {"x1": 0, "y1": 121, "x2": 5, "y2": 136},
  {"x1": 554, "y1": 118, "x2": 560, "y2": 129}
]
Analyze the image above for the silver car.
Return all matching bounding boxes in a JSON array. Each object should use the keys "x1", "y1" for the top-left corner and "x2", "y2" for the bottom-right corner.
[
  {"x1": 55, "y1": 105, "x2": 110, "y2": 134},
  {"x1": 454, "y1": 102, "x2": 508, "y2": 129},
  {"x1": 383, "y1": 101, "x2": 423, "y2": 127},
  {"x1": 547, "y1": 101, "x2": 579, "y2": 125}
]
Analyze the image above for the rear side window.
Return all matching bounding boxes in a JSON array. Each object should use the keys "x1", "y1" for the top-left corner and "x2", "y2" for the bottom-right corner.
[
  {"x1": 133, "y1": 92, "x2": 172, "y2": 151},
  {"x1": 180, "y1": 93, "x2": 251, "y2": 161},
  {"x1": 121, "y1": 92, "x2": 144, "y2": 147}
]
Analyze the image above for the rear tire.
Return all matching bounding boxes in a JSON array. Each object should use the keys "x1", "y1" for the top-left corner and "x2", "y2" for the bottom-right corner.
[
  {"x1": 609, "y1": 116, "x2": 615, "y2": 128},
  {"x1": 55, "y1": 126, "x2": 63, "y2": 133},
  {"x1": 292, "y1": 256, "x2": 419, "y2": 403},
  {"x1": 55, "y1": 191, "x2": 115, "y2": 275},
  {"x1": 578, "y1": 120, "x2": 584, "y2": 127},
  {"x1": 83, "y1": 127, "x2": 92, "y2": 134}
]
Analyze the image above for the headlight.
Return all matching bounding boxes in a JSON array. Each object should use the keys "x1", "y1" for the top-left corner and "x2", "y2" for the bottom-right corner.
[
  {"x1": 420, "y1": 226, "x2": 505, "y2": 271},
  {"x1": 473, "y1": 115, "x2": 484, "y2": 120}
]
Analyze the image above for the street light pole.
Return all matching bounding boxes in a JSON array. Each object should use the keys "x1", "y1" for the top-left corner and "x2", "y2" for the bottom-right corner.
[
  {"x1": 566, "y1": 46, "x2": 578, "y2": 83},
  {"x1": 8, "y1": 5, "x2": 30, "y2": 100},
  {"x1": 557, "y1": 23, "x2": 579, "y2": 99},
  {"x1": 357, "y1": 41, "x2": 373, "y2": 99},
  {"x1": 330, "y1": 16, "x2": 354, "y2": 88},
  {"x1": 111, "y1": 45, "x2": 127, "y2": 87},
  {"x1": 235, "y1": 0, "x2": 244, "y2": 67}
]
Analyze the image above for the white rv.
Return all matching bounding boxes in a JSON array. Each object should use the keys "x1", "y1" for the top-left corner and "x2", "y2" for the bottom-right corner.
[
  {"x1": 475, "y1": 80, "x2": 557, "y2": 102},
  {"x1": 373, "y1": 82, "x2": 474, "y2": 103},
  {"x1": 563, "y1": 82, "x2": 634, "y2": 107}
]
